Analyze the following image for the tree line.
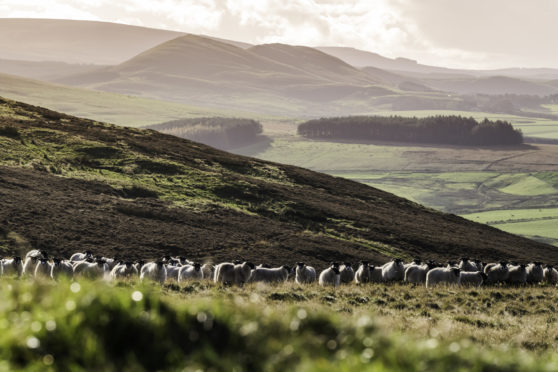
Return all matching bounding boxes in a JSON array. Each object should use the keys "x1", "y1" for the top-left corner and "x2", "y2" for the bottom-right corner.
[
  {"x1": 146, "y1": 117, "x2": 263, "y2": 150},
  {"x1": 297, "y1": 115, "x2": 523, "y2": 146}
]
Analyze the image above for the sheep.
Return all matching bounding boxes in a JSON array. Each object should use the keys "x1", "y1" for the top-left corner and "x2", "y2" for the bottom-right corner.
[
  {"x1": 295, "y1": 262, "x2": 316, "y2": 284},
  {"x1": 22, "y1": 256, "x2": 40, "y2": 276},
  {"x1": 165, "y1": 264, "x2": 182, "y2": 282},
  {"x1": 214, "y1": 261, "x2": 254, "y2": 286},
  {"x1": 381, "y1": 258, "x2": 405, "y2": 282},
  {"x1": 458, "y1": 258, "x2": 477, "y2": 272},
  {"x1": 339, "y1": 263, "x2": 355, "y2": 284},
  {"x1": 133, "y1": 260, "x2": 145, "y2": 272},
  {"x1": 526, "y1": 262, "x2": 544, "y2": 284},
  {"x1": 369, "y1": 265, "x2": 384, "y2": 283},
  {"x1": 201, "y1": 263, "x2": 215, "y2": 280},
  {"x1": 140, "y1": 261, "x2": 167, "y2": 284},
  {"x1": 34, "y1": 258, "x2": 52, "y2": 279},
  {"x1": 256, "y1": 263, "x2": 272, "y2": 269},
  {"x1": 102, "y1": 257, "x2": 119, "y2": 270},
  {"x1": 51, "y1": 258, "x2": 74, "y2": 280},
  {"x1": 404, "y1": 258, "x2": 422, "y2": 270},
  {"x1": 506, "y1": 264, "x2": 527, "y2": 285},
  {"x1": 543, "y1": 265, "x2": 558, "y2": 285},
  {"x1": 446, "y1": 260, "x2": 458, "y2": 269},
  {"x1": 1, "y1": 257, "x2": 23, "y2": 277},
  {"x1": 404, "y1": 262, "x2": 434, "y2": 284},
  {"x1": 110, "y1": 262, "x2": 138, "y2": 280},
  {"x1": 234, "y1": 261, "x2": 255, "y2": 286},
  {"x1": 474, "y1": 260, "x2": 484, "y2": 272},
  {"x1": 73, "y1": 259, "x2": 107, "y2": 280},
  {"x1": 70, "y1": 250, "x2": 93, "y2": 262},
  {"x1": 249, "y1": 265, "x2": 290, "y2": 283},
  {"x1": 484, "y1": 262, "x2": 509, "y2": 284},
  {"x1": 319, "y1": 263, "x2": 340, "y2": 287},
  {"x1": 459, "y1": 271, "x2": 487, "y2": 287},
  {"x1": 425, "y1": 267, "x2": 461, "y2": 288},
  {"x1": 178, "y1": 263, "x2": 203, "y2": 281},
  {"x1": 354, "y1": 261, "x2": 370, "y2": 284}
]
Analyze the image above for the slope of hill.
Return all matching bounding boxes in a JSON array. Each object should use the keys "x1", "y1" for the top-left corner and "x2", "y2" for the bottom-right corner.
[
  {"x1": 56, "y1": 34, "x2": 402, "y2": 112},
  {"x1": 425, "y1": 76, "x2": 558, "y2": 96},
  {"x1": 0, "y1": 58, "x2": 103, "y2": 82},
  {"x1": 0, "y1": 18, "x2": 250, "y2": 65},
  {"x1": 0, "y1": 73, "x2": 255, "y2": 127},
  {"x1": 1, "y1": 97, "x2": 556, "y2": 265}
]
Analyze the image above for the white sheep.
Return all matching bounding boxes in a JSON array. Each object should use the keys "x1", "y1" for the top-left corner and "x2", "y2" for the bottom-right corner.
[
  {"x1": 506, "y1": 264, "x2": 527, "y2": 285},
  {"x1": 381, "y1": 258, "x2": 405, "y2": 282},
  {"x1": 459, "y1": 271, "x2": 486, "y2": 287},
  {"x1": 140, "y1": 262, "x2": 167, "y2": 284},
  {"x1": 165, "y1": 264, "x2": 182, "y2": 282},
  {"x1": 249, "y1": 265, "x2": 290, "y2": 283},
  {"x1": 543, "y1": 265, "x2": 558, "y2": 285},
  {"x1": 70, "y1": 250, "x2": 93, "y2": 262},
  {"x1": 295, "y1": 262, "x2": 316, "y2": 284},
  {"x1": 473, "y1": 260, "x2": 484, "y2": 272},
  {"x1": 51, "y1": 258, "x2": 75, "y2": 280},
  {"x1": 425, "y1": 267, "x2": 461, "y2": 288},
  {"x1": 1, "y1": 257, "x2": 23, "y2": 277},
  {"x1": 526, "y1": 262, "x2": 544, "y2": 283},
  {"x1": 101, "y1": 257, "x2": 119, "y2": 270},
  {"x1": 354, "y1": 261, "x2": 370, "y2": 284},
  {"x1": 178, "y1": 263, "x2": 203, "y2": 281},
  {"x1": 404, "y1": 262, "x2": 434, "y2": 284},
  {"x1": 339, "y1": 263, "x2": 355, "y2": 284},
  {"x1": 34, "y1": 258, "x2": 52, "y2": 279},
  {"x1": 369, "y1": 265, "x2": 384, "y2": 283},
  {"x1": 201, "y1": 263, "x2": 215, "y2": 280},
  {"x1": 319, "y1": 263, "x2": 340, "y2": 287},
  {"x1": 403, "y1": 258, "x2": 422, "y2": 270},
  {"x1": 484, "y1": 262, "x2": 509, "y2": 284},
  {"x1": 73, "y1": 259, "x2": 107, "y2": 280},
  {"x1": 22, "y1": 256, "x2": 40, "y2": 276},
  {"x1": 458, "y1": 258, "x2": 477, "y2": 272},
  {"x1": 214, "y1": 261, "x2": 254, "y2": 286},
  {"x1": 110, "y1": 262, "x2": 138, "y2": 280}
]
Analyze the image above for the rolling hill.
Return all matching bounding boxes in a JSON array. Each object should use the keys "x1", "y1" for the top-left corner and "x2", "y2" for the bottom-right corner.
[{"x1": 1, "y1": 97, "x2": 556, "y2": 266}]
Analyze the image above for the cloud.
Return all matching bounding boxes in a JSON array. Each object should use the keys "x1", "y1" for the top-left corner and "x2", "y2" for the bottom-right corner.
[{"x1": 0, "y1": 0, "x2": 556, "y2": 69}]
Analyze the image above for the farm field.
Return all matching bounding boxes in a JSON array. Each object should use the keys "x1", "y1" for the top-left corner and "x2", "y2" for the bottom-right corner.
[
  {"x1": 239, "y1": 136, "x2": 558, "y2": 246},
  {"x1": 2, "y1": 279, "x2": 557, "y2": 371}
]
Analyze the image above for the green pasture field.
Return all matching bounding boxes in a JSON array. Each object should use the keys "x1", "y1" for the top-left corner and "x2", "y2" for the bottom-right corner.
[
  {"x1": 241, "y1": 136, "x2": 558, "y2": 246},
  {"x1": 1, "y1": 278, "x2": 557, "y2": 371}
]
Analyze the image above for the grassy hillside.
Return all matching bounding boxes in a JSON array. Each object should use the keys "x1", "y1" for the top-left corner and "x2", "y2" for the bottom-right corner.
[
  {"x1": 1, "y1": 97, "x2": 556, "y2": 265},
  {"x1": 0, "y1": 73, "x2": 260, "y2": 127},
  {"x1": 2, "y1": 279, "x2": 558, "y2": 371}
]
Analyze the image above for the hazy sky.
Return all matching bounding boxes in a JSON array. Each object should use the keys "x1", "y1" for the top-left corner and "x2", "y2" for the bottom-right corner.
[{"x1": 1, "y1": 0, "x2": 556, "y2": 69}]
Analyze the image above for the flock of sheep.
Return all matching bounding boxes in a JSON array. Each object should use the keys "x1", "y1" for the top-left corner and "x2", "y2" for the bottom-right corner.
[{"x1": 1, "y1": 250, "x2": 557, "y2": 288}]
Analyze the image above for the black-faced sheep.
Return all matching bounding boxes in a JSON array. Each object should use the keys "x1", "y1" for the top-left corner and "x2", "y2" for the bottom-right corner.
[
  {"x1": 426, "y1": 267, "x2": 461, "y2": 288},
  {"x1": 319, "y1": 263, "x2": 340, "y2": 287},
  {"x1": 295, "y1": 262, "x2": 316, "y2": 284}
]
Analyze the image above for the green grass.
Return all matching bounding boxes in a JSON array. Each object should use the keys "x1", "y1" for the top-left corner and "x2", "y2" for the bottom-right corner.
[
  {"x1": 461, "y1": 207, "x2": 558, "y2": 224},
  {"x1": 2, "y1": 279, "x2": 558, "y2": 371}
]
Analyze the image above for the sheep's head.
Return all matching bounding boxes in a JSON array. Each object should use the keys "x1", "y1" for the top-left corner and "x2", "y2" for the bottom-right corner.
[
  {"x1": 368, "y1": 265, "x2": 375, "y2": 270},
  {"x1": 547, "y1": 265, "x2": 554, "y2": 270},
  {"x1": 246, "y1": 262, "x2": 255, "y2": 269},
  {"x1": 282, "y1": 265, "x2": 291, "y2": 272},
  {"x1": 394, "y1": 258, "x2": 402, "y2": 264},
  {"x1": 519, "y1": 264, "x2": 527, "y2": 269},
  {"x1": 14, "y1": 256, "x2": 22, "y2": 263},
  {"x1": 534, "y1": 261, "x2": 543, "y2": 267},
  {"x1": 461, "y1": 257, "x2": 469, "y2": 262},
  {"x1": 194, "y1": 263, "x2": 201, "y2": 270},
  {"x1": 480, "y1": 272, "x2": 488, "y2": 281},
  {"x1": 53, "y1": 258, "x2": 61, "y2": 265},
  {"x1": 343, "y1": 262, "x2": 352, "y2": 268},
  {"x1": 296, "y1": 262, "x2": 305, "y2": 267},
  {"x1": 156, "y1": 261, "x2": 164, "y2": 267},
  {"x1": 39, "y1": 250, "x2": 48, "y2": 258},
  {"x1": 125, "y1": 262, "x2": 133, "y2": 268},
  {"x1": 331, "y1": 267, "x2": 340, "y2": 275},
  {"x1": 451, "y1": 268, "x2": 461, "y2": 276},
  {"x1": 499, "y1": 261, "x2": 508, "y2": 267},
  {"x1": 330, "y1": 262, "x2": 340, "y2": 269},
  {"x1": 413, "y1": 258, "x2": 421, "y2": 264},
  {"x1": 234, "y1": 259, "x2": 242, "y2": 265},
  {"x1": 361, "y1": 261, "x2": 369, "y2": 266},
  {"x1": 84, "y1": 250, "x2": 93, "y2": 257},
  {"x1": 474, "y1": 259, "x2": 482, "y2": 264},
  {"x1": 447, "y1": 260, "x2": 456, "y2": 266}
]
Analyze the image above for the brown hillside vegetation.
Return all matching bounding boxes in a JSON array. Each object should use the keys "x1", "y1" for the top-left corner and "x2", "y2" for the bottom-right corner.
[{"x1": 0, "y1": 97, "x2": 556, "y2": 266}]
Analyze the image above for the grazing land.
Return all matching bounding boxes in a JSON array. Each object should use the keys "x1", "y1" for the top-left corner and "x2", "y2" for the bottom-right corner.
[
  {"x1": 1, "y1": 279, "x2": 557, "y2": 371},
  {"x1": 238, "y1": 135, "x2": 558, "y2": 246}
]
